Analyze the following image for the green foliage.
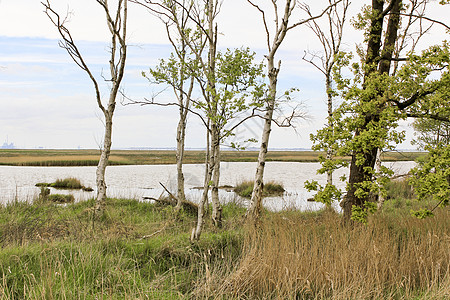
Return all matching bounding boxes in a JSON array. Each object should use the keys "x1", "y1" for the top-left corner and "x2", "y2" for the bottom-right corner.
[
  {"x1": 410, "y1": 208, "x2": 434, "y2": 219},
  {"x1": 410, "y1": 144, "x2": 450, "y2": 208},
  {"x1": 412, "y1": 118, "x2": 450, "y2": 150},
  {"x1": 351, "y1": 202, "x2": 377, "y2": 224},
  {"x1": 208, "y1": 47, "x2": 266, "y2": 143},
  {"x1": 309, "y1": 38, "x2": 450, "y2": 211},
  {"x1": 404, "y1": 43, "x2": 450, "y2": 215},
  {"x1": 146, "y1": 42, "x2": 266, "y2": 149},
  {"x1": 304, "y1": 181, "x2": 342, "y2": 206}
]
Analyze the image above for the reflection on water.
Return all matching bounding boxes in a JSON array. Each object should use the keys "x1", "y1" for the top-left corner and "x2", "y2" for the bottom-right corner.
[{"x1": 0, "y1": 161, "x2": 416, "y2": 211}]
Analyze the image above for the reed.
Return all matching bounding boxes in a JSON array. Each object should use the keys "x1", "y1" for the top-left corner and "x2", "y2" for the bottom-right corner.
[
  {"x1": 208, "y1": 209, "x2": 450, "y2": 299},
  {"x1": 0, "y1": 149, "x2": 426, "y2": 166}
]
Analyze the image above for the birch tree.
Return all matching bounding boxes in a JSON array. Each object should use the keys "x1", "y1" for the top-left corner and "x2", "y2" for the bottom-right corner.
[
  {"x1": 132, "y1": 0, "x2": 197, "y2": 208},
  {"x1": 246, "y1": 0, "x2": 341, "y2": 220},
  {"x1": 131, "y1": 0, "x2": 223, "y2": 232},
  {"x1": 131, "y1": 0, "x2": 265, "y2": 239},
  {"x1": 42, "y1": 0, "x2": 128, "y2": 211},
  {"x1": 302, "y1": 0, "x2": 349, "y2": 209}
]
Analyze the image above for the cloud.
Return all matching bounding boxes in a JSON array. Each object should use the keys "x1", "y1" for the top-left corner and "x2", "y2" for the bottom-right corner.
[{"x1": 0, "y1": 63, "x2": 54, "y2": 76}]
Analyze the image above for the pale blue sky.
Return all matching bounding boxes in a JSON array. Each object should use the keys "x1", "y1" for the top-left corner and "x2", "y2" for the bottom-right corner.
[{"x1": 0, "y1": 0, "x2": 447, "y2": 149}]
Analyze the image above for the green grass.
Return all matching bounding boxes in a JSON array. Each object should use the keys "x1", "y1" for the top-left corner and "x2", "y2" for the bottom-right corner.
[
  {"x1": 0, "y1": 198, "x2": 244, "y2": 299},
  {"x1": 36, "y1": 177, "x2": 93, "y2": 192},
  {"x1": 52, "y1": 177, "x2": 84, "y2": 189},
  {"x1": 381, "y1": 177, "x2": 442, "y2": 218},
  {"x1": 0, "y1": 194, "x2": 448, "y2": 299},
  {"x1": 234, "y1": 180, "x2": 285, "y2": 198},
  {"x1": 46, "y1": 194, "x2": 75, "y2": 203}
]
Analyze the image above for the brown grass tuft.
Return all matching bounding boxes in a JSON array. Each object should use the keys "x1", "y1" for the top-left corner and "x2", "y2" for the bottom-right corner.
[{"x1": 203, "y1": 210, "x2": 450, "y2": 299}]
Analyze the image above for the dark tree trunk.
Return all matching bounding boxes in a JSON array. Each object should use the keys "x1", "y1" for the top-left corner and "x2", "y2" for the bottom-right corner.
[{"x1": 343, "y1": 0, "x2": 402, "y2": 220}]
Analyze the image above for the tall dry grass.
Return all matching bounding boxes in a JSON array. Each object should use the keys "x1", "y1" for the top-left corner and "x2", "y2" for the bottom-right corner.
[{"x1": 198, "y1": 210, "x2": 450, "y2": 299}]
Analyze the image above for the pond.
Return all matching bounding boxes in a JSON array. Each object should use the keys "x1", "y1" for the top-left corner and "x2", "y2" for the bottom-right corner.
[{"x1": 0, "y1": 161, "x2": 416, "y2": 211}]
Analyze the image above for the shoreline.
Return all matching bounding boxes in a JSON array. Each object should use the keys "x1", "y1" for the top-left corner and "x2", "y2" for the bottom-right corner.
[{"x1": 0, "y1": 149, "x2": 424, "y2": 166}]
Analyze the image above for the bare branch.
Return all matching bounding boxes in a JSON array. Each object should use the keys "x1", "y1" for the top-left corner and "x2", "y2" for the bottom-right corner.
[
  {"x1": 246, "y1": 0, "x2": 271, "y2": 50},
  {"x1": 124, "y1": 93, "x2": 210, "y2": 130},
  {"x1": 407, "y1": 112, "x2": 450, "y2": 123},
  {"x1": 393, "y1": 12, "x2": 450, "y2": 31},
  {"x1": 42, "y1": 0, "x2": 106, "y2": 114},
  {"x1": 288, "y1": 0, "x2": 342, "y2": 31}
]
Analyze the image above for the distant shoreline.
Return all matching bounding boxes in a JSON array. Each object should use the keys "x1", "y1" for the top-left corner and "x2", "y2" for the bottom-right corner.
[{"x1": 0, "y1": 149, "x2": 425, "y2": 167}]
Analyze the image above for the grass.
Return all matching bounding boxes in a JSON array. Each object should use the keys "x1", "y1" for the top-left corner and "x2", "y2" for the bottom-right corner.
[
  {"x1": 46, "y1": 194, "x2": 75, "y2": 203},
  {"x1": 234, "y1": 180, "x2": 285, "y2": 198},
  {"x1": 36, "y1": 177, "x2": 93, "y2": 192},
  {"x1": 210, "y1": 209, "x2": 450, "y2": 299},
  {"x1": 0, "y1": 194, "x2": 448, "y2": 299},
  {"x1": 380, "y1": 177, "x2": 443, "y2": 217},
  {"x1": 0, "y1": 198, "x2": 243, "y2": 299},
  {"x1": 0, "y1": 149, "x2": 425, "y2": 166},
  {"x1": 52, "y1": 177, "x2": 84, "y2": 189}
]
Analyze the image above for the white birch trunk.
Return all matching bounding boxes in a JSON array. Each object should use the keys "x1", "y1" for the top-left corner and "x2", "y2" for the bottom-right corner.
[
  {"x1": 247, "y1": 57, "x2": 278, "y2": 220},
  {"x1": 192, "y1": 125, "x2": 212, "y2": 241},
  {"x1": 375, "y1": 148, "x2": 385, "y2": 210},
  {"x1": 326, "y1": 77, "x2": 333, "y2": 185},
  {"x1": 211, "y1": 127, "x2": 222, "y2": 227},
  {"x1": 44, "y1": 0, "x2": 127, "y2": 211},
  {"x1": 206, "y1": 0, "x2": 222, "y2": 227},
  {"x1": 96, "y1": 112, "x2": 113, "y2": 208},
  {"x1": 245, "y1": 0, "x2": 296, "y2": 220},
  {"x1": 175, "y1": 112, "x2": 187, "y2": 209}
]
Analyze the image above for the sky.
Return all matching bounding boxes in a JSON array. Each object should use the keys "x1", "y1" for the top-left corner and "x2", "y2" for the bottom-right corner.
[{"x1": 0, "y1": 0, "x2": 448, "y2": 150}]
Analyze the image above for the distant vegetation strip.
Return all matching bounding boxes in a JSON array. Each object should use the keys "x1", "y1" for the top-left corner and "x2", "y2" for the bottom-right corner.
[
  {"x1": 0, "y1": 149, "x2": 425, "y2": 166},
  {"x1": 0, "y1": 160, "x2": 129, "y2": 167}
]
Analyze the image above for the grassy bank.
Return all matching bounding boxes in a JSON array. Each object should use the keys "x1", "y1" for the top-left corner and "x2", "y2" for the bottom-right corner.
[
  {"x1": 0, "y1": 149, "x2": 425, "y2": 166},
  {"x1": 0, "y1": 192, "x2": 448, "y2": 299}
]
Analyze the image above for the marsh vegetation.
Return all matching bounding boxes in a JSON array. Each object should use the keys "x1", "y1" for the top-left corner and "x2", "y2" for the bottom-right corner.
[
  {"x1": 234, "y1": 180, "x2": 285, "y2": 198},
  {"x1": 0, "y1": 149, "x2": 424, "y2": 166},
  {"x1": 35, "y1": 177, "x2": 93, "y2": 192},
  {"x1": 0, "y1": 179, "x2": 448, "y2": 299}
]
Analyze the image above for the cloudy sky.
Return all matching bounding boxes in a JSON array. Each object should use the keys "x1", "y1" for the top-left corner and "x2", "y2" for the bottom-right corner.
[{"x1": 0, "y1": 0, "x2": 447, "y2": 150}]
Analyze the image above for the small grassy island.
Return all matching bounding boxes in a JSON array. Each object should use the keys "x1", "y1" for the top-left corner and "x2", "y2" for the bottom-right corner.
[
  {"x1": 36, "y1": 177, "x2": 93, "y2": 192},
  {"x1": 234, "y1": 180, "x2": 285, "y2": 198}
]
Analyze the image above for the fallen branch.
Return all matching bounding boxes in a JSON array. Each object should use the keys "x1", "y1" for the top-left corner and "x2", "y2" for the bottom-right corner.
[
  {"x1": 143, "y1": 183, "x2": 199, "y2": 215},
  {"x1": 140, "y1": 227, "x2": 166, "y2": 239}
]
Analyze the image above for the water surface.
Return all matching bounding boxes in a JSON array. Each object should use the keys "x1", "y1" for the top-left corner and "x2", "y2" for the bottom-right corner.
[{"x1": 0, "y1": 161, "x2": 415, "y2": 211}]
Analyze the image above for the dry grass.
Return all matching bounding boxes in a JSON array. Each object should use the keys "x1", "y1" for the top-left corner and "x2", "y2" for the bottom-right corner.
[
  {"x1": 197, "y1": 209, "x2": 450, "y2": 299},
  {"x1": 0, "y1": 149, "x2": 425, "y2": 166}
]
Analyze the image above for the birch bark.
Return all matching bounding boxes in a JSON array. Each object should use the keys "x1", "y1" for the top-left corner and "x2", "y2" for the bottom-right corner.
[
  {"x1": 246, "y1": 0, "x2": 334, "y2": 219},
  {"x1": 43, "y1": 0, "x2": 128, "y2": 211}
]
